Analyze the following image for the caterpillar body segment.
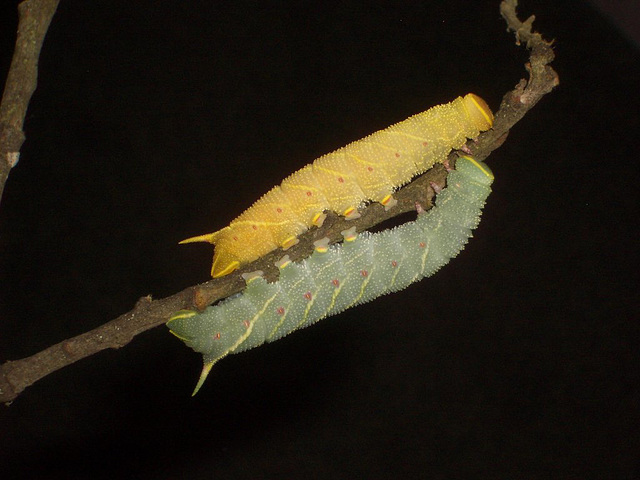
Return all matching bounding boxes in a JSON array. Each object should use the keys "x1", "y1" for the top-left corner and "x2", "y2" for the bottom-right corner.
[
  {"x1": 168, "y1": 156, "x2": 494, "y2": 394},
  {"x1": 182, "y1": 94, "x2": 494, "y2": 278}
]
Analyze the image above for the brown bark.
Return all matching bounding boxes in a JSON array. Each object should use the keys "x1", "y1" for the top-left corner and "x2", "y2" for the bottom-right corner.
[{"x1": 0, "y1": 0, "x2": 60, "y2": 203}]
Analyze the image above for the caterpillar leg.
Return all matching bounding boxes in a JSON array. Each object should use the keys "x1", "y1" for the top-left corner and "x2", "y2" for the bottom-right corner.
[
  {"x1": 281, "y1": 236, "x2": 300, "y2": 250},
  {"x1": 312, "y1": 212, "x2": 327, "y2": 227},
  {"x1": 459, "y1": 144, "x2": 473, "y2": 155},
  {"x1": 341, "y1": 226, "x2": 358, "y2": 242},
  {"x1": 343, "y1": 207, "x2": 361, "y2": 220},
  {"x1": 380, "y1": 194, "x2": 398, "y2": 210}
]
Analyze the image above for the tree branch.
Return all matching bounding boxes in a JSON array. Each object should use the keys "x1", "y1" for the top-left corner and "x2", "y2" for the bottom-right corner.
[
  {"x1": 0, "y1": 0, "x2": 558, "y2": 404},
  {"x1": 0, "y1": 0, "x2": 60, "y2": 203}
]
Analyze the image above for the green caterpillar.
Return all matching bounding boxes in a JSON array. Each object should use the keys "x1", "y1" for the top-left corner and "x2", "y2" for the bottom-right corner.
[{"x1": 169, "y1": 156, "x2": 494, "y2": 394}]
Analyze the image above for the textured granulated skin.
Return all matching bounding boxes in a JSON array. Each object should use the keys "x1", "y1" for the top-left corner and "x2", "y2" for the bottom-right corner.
[{"x1": 180, "y1": 94, "x2": 493, "y2": 278}]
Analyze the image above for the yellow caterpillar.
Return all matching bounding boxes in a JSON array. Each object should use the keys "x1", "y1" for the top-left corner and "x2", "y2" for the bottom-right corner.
[{"x1": 182, "y1": 93, "x2": 493, "y2": 278}]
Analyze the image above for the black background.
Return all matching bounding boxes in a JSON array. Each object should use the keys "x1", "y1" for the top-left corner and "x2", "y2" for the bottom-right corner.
[{"x1": 1, "y1": 1, "x2": 638, "y2": 478}]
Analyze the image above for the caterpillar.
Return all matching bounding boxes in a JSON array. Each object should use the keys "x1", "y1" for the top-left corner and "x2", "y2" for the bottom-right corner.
[
  {"x1": 168, "y1": 156, "x2": 494, "y2": 395},
  {"x1": 181, "y1": 93, "x2": 494, "y2": 278}
]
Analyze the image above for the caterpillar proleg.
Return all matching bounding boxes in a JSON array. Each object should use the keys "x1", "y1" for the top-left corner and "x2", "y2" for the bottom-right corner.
[{"x1": 168, "y1": 156, "x2": 494, "y2": 395}]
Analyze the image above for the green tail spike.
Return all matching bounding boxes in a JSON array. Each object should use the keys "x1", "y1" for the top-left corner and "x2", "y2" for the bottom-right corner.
[{"x1": 192, "y1": 362, "x2": 214, "y2": 396}]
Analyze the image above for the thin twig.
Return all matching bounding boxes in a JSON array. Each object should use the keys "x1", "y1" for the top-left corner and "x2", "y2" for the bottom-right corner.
[
  {"x1": 0, "y1": 0, "x2": 60, "y2": 203},
  {"x1": 0, "y1": 0, "x2": 558, "y2": 404}
]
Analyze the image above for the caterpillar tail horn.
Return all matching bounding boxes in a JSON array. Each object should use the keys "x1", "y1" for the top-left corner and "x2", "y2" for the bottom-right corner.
[
  {"x1": 179, "y1": 226, "x2": 229, "y2": 245},
  {"x1": 179, "y1": 233, "x2": 215, "y2": 244},
  {"x1": 180, "y1": 227, "x2": 240, "y2": 277},
  {"x1": 192, "y1": 362, "x2": 214, "y2": 396}
]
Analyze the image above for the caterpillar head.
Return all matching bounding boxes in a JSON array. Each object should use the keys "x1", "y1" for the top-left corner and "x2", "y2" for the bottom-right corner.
[
  {"x1": 462, "y1": 93, "x2": 494, "y2": 131},
  {"x1": 456, "y1": 155, "x2": 494, "y2": 185}
]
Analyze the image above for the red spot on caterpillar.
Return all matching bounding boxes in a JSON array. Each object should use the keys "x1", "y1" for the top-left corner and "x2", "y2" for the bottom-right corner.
[
  {"x1": 367, "y1": 166, "x2": 374, "y2": 172},
  {"x1": 306, "y1": 191, "x2": 312, "y2": 197},
  {"x1": 360, "y1": 270, "x2": 368, "y2": 277},
  {"x1": 233, "y1": 236, "x2": 239, "y2": 241},
  {"x1": 304, "y1": 291, "x2": 312, "y2": 300},
  {"x1": 276, "y1": 207, "x2": 283, "y2": 213},
  {"x1": 395, "y1": 152, "x2": 400, "y2": 158},
  {"x1": 243, "y1": 320, "x2": 250, "y2": 328},
  {"x1": 276, "y1": 306, "x2": 285, "y2": 315},
  {"x1": 252, "y1": 225, "x2": 257, "y2": 230},
  {"x1": 332, "y1": 279, "x2": 340, "y2": 287},
  {"x1": 214, "y1": 332, "x2": 221, "y2": 340},
  {"x1": 338, "y1": 177, "x2": 344, "y2": 183},
  {"x1": 391, "y1": 260, "x2": 398, "y2": 267},
  {"x1": 419, "y1": 242, "x2": 426, "y2": 248},
  {"x1": 422, "y1": 141, "x2": 429, "y2": 147}
]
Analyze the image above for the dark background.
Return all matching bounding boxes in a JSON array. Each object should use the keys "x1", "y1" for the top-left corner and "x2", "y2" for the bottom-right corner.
[{"x1": 1, "y1": 1, "x2": 638, "y2": 478}]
